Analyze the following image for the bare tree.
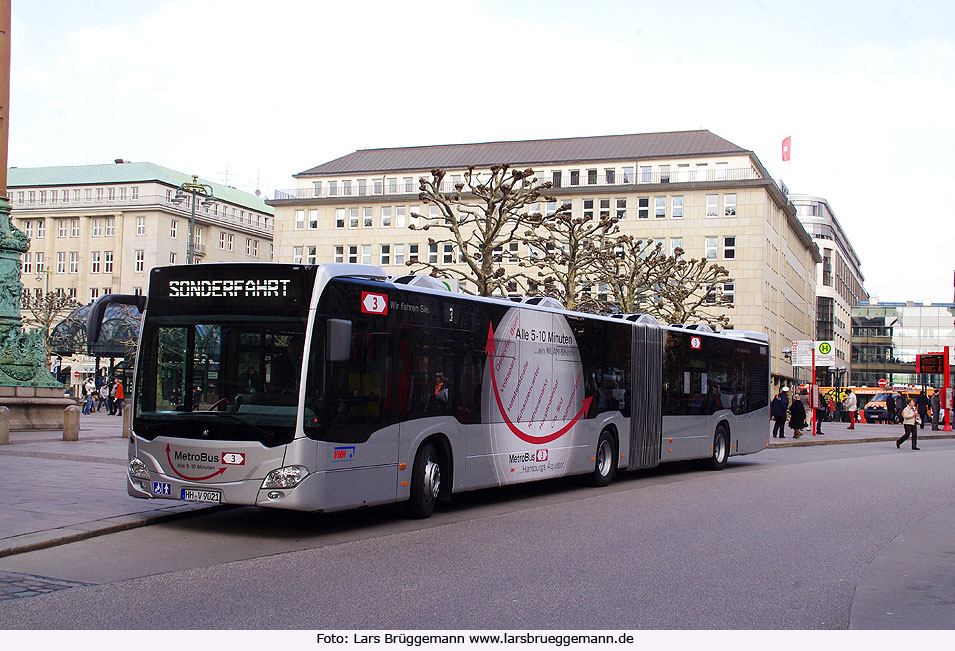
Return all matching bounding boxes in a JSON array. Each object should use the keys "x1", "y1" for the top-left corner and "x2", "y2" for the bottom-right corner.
[
  {"x1": 591, "y1": 237, "x2": 672, "y2": 315},
  {"x1": 649, "y1": 255, "x2": 734, "y2": 327},
  {"x1": 520, "y1": 204, "x2": 618, "y2": 310},
  {"x1": 21, "y1": 292, "x2": 81, "y2": 357},
  {"x1": 409, "y1": 165, "x2": 558, "y2": 296}
]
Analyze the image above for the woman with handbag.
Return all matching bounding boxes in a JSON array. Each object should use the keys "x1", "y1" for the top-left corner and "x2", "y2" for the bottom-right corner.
[
  {"x1": 896, "y1": 398, "x2": 921, "y2": 450},
  {"x1": 789, "y1": 393, "x2": 807, "y2": 439}
]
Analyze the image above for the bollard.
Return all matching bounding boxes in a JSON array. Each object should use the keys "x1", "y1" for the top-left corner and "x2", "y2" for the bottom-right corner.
[
  {"x1": 63, "y1": 405, "x2": 80, "y2": 441},
  {"x1": 0, "y1": 406, "x2": 9, "y2": 445},
  {"x1": 122, "y1": 403, "x2": 132, "y2": 438}
]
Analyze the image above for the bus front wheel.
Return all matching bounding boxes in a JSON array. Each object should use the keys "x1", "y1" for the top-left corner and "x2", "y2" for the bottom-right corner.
[
  {"x1": 407, "y1": 442, "x2": 442, "y2": 518},
  {"x1": 705, "y1": 425, "x2": 730, "y2": 470}
]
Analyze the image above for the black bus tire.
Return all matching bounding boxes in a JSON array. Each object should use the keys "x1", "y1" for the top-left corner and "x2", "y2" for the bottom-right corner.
[
  {"x1": 586, "y1": 430, "x2": 617, "y2": 487},
  {"x1": 407, "y1": 442, "x2": 442, "y2": 518},
  {"x1": 705, "y1": 425, "x2": 730, "y2": 470}
]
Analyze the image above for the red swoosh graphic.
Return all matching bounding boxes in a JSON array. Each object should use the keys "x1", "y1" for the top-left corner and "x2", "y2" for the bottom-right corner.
[
  {"x1": 166, "y1": 444, "x2": 227, "y2": 481},
  {"x1": 486, "y1": 324, "x2": 591, "y2": 444}
]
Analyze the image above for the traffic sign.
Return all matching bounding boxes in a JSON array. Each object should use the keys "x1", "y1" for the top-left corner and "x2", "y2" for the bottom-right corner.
[
  {"x1": 814, "y1": 340, "x2": 835, "y2": 367},
  {"x1": 917, "y1": 353, "x2": 944, "y2": 374},
  {"x1": 791, "y1": 340, "x2": 813, "y2": 367},
  {"x1": 878, "y1": 378, "x2": 888, "y2": 388}
]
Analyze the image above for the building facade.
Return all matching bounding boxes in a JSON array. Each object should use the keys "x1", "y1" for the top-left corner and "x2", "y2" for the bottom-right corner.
[
  {"x1": 9, "y1": 160, "x2": 275, "y2": 305},
  {"x1": 851, "y1": 301, "x2": 955, "y2": 389},
  {"x1": 792, "y1": 194, "x2": 868, "y2": 385},
  {"x1": 268, "y1": 130, "x2": 821, "y2": 386}
]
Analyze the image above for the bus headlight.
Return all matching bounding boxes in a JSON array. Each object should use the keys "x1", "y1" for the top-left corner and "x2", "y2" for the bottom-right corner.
[
  {"x1": 128, "y1": 457, "x2": 150, "y2": 480},
  {"x1": 261, "y1": 465, "x2": 309, "y2": 489}
]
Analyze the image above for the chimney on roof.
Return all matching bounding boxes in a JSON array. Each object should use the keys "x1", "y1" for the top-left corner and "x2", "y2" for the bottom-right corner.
[{"x1": 114, "y1": 159, "x2": 127, "y2": 164}]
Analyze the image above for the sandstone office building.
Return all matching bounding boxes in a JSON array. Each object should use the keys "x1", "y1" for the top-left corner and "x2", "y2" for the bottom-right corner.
[{"x1": 269, "y1": 130, "x2": 820, "y2": 387}]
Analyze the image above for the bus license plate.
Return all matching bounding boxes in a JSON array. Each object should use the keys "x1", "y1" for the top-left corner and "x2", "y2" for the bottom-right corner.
[{"x1": 181, "y1": 488, "x2": 221, "y2": 503}]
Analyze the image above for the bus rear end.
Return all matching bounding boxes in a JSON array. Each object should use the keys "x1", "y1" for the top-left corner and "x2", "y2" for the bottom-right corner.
[{"x1": 124, "y1": 264, "x2": 319, "y2": 509}]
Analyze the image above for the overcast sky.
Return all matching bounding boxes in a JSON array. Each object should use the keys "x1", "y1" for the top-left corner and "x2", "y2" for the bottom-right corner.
[{"x1": 8, "y1": 0, "x2": 955, "y2": 303}]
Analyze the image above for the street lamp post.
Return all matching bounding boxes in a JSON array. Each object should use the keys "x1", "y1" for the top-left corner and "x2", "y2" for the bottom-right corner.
[{"x1": 171, "y1": 175, "x2": 213, "y2": 265}]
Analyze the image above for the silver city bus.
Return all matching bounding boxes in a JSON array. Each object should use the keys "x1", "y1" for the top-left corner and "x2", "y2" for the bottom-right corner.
[{"x1": 88, "y1": 263, "x2": 770, "y2": 518}]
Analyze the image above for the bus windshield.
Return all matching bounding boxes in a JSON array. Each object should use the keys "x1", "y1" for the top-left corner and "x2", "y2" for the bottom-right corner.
[{"x1": 134, "y1": 317, "x2": 307, "y2": 446}]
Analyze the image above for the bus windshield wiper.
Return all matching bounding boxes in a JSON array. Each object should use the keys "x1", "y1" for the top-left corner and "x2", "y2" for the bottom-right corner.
[{"x1": 186, "y1": 410, "x2": 279, "y2": 441}]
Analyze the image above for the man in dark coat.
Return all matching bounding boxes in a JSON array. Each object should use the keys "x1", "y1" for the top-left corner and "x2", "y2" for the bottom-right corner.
[
  {"x1": 930, "y1": 388, "x2": 941, "y2": 430},
  {"x1": 771, "y1": 388, "x2": 789, "y2": 438},
  {"x1": 915, "y1": 390, "x2": 930, "y2": 430},
  {"x1": 789, "y1": 393, "x2": 807, "y2": 439},
  {"x1": 885, "y1": 393, "x2": 895, "y2": 424}
]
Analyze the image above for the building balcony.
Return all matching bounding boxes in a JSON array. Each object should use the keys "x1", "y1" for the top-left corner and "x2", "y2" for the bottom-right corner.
[
  {"x1": 272, "y1": 167, "x2": 764, "y2": 201},
  {"x1": 12, "y1": 194, "x2": 274, "y2": 234}
]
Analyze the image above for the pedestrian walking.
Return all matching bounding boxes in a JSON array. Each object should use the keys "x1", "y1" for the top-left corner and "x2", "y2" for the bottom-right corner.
[
  {"x1": 915, "y1": 390, "x2": 929, "y2": 430},
  {"x1": 789, "y1": 392, "x2": 807, "y2": 439},
  {"x1": 81, "y1": 378, "x2": 95, "y2": 415},
  {"x1": 884, "y1": 392, "x2": 895, "y2": 425},
  {"x1": 771, "y1": 387, "x2": 789, "y2": 438},
  {"x1": 896, "y1": 392, "x2": 906, "y2": 424},
  {"x1": 844, "y1": 389, "x2": 858, "y2": 429},
  {"x1": 98, "y1": 382, "x2": 108, "y2": 412},
  {"x1": 112, "y1": 379, "x2": 124, "y2": 417},
  {"x1": 930, "y1": 388, "x2": 941, "y2": 430},
  {"x1": 815, "y1": 387, "x2": 826, "y2": 435},
  {"x1": 896, "y1": 398, "x2": 921, "y2": 450}
]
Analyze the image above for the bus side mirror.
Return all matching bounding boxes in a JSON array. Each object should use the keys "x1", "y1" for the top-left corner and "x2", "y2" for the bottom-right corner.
[{"x1": 327, "y1": 319, "x2": 352, "y2": 362}]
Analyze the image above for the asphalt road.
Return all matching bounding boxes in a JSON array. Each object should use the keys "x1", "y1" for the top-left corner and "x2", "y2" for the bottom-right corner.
[{"x1": 1, "y1": 440, "x2": 953, "y2": 629}]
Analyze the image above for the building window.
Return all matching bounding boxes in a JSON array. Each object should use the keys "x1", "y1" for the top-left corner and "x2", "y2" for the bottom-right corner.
[
  {"x1": 104, "y1": 251, "x2": 113, "y2": 273},
  {"x1": 654, "y1": 197, "x2": 666, "y2": 219},
  {"x1": 570, "y1": 170, "x2": 580, "y2": 186},
  {"x1": 90, "y1": 287, "x2": 99, "y2": 302},
  {"x1": 677, "y1": 164, "x2": 690, "y2": 182},
  {"x1": 295, "y1": 210, "x2": 305, "y2": 230},
  {"x1": 96, "y1": 188, "x2": 103, "y2": 201},
  {"x1": 293, "y1": 246, "x2": 303, "y2": 264},
  {"x1": 373, "y1": 179, "x2": 382, "y2": 195},
  {"x1": 605, "y1": 168, "x2": 615, "y2": 184},
  {"x1": 35, "y1": 252, "x2": 45, "y2": 273},
  {"x1": 336, "y1": 208, "x2": 345, "y2": 228},
  {"x1": 671, "y1": 196, "x2": 683, "y2": 219},
  {"x1": 348, "y1": 246, "x2": 358, "y2": 264},
  {"x1": 404, "y1": 177, "x2": 414, "y2": 193},
  {"x1": 616, "y1": 198, "x2": 627, "y2": 220},
  {"x1": 71, "y1": 219, "x2": 80, "y2": 237},
  {"x1": 552, "y1": 171, "x2": 562, "y2": 188},
  {"x1": 23, "y1": 221, "x2": 33, "y2": 238},
  {"x1": 56, "y1": 251, "x2": 66, "y2": 273},
  {"x1": 722, "y1": 282, "x2": 735, "y2": 304},
  {"x1": 135, "y1": 250, "x2": 144, "y2": 272},
  {"x1": 363, "y1": 207, "x2": 373, "y2": 228},
  {"x1": 428, "y1": 243, "x2": 438, "y2": 264},
  {"x1": 381, "y1": 206, "x2": 392, "y2": 228},
  {"x1": 670, "y1": 237, "x2": 683, "y2": 256},
  {"x1": 37, "y1": 220, "x2": 45, "y2": 238},
  {"x1": 16, "y1": 191, "x2": 23, "y2": 204},
  {"x1": 253, "y1": 240, "x2": 259, "y2": 257},
  {"x1": 388, "y1": 178, "x2": 397, "y2": 193},
  {"x1": 219, "y1": 232, "x2": 226, "y2": 249},
  {"x1": 227, "y1": 235, "x2": 233, "y2": 251},
  {"x1": 724, "y1": 194, "x2": 736, "y2": 217},
  {"x1": 723, "y1": 236, "x2": 736, "y2": 260},
  {"x1": 52, "y1": 190, "x2": 60, "y2": 203},
  {"x1": 306, "y1": 245, "x2": 315, "y2": 264},
  {"x1": 587, "y1": 169, "x2": 597, "y2": 185},
  {"x1": 131, "y1": 187, "x2": 138, "y2": 199},
  {"x1": 442, "y1": 243, "x2": 455, "y2": 264},
  {"x1": 309, "y1": 210, "x2": 318, "y2": 229},
  {"x1": 395, "y1": 244, "x2": 405, "y2": 266},
  {"x1": 170, "y1": 252, "x2": 176, "y2": 265},
  {"x1": 640, "y1": 166, "x2": 652, "y2": 183},
  {"x1": 395, "y1": 206, "x2": 406, "y2": 228},
  {"x1": 136, "y1": 216, "x2": 145, "y2": 235},
  {"x1": 107, "y1": 188, "x2": 115, "y2": 201},
  {"x1": 58, "y1": 220, "x2": 68, "y2": 238},
  {"x1": 328, "y1": 180, "x2": 338, "y2": 197},
  {"x1": 660, "y1": 165, "x2": 670, "y2": 183},
  {"x1": 343, "y1": 180, "x2": 352, "y2": 196},
  {"x1": 358, "y1": 179, "x2": 367, "y2": 196},
  {"x1": 90, "y1": 251, "x2": 101, "y2": 273},
  {"x1": 349, "y1": 208, "x2": 359, "y2": 229},
  {"x1": 705, "y1": 237, "x2": 718, "y2": 259},
  {"x1": 696, "y1": 163, "x2": 708, "y2": 181},
  {"x1": 334, "y1": 246, "x2": 344, "y2": 263},
  {"x1": 508, "y1": 242, "x2": 519, "y2": 263},
  {"x1": 69, "y1": 252, "x2": 78, "y2": 274},
  {"x1": 246, "y1": 238, "x2": 252, "y2": 255},
  {"x1": 716, "y1": 162, "x2": 728, "y2": 181},
  {"x1": 638, "y1": 197, "x2": 649, "y2": 219},
  {"x1": 583, "y1": 199, "x2": 594, "y2": 221},
  {"x1": 170, "y1": 220, "x2": 177, "y2": 238},
  {"x1": 313, "y1": 181, "x2": 323, "y2": 197},
  {"x1": 105, "y1": 218, "x2": 114, "y2": 236},
  {"x1": 22, "y1": 252, "x2": 32, "y2": 274},
  {"x1": 409, "y1": 244, "x2": 419, "y2": 262},
  {"x1": 380, "y1": 244, "x2": 391, "y2": 266},
  {"x1": 361, "y1": 245, "x2": 371, "y2": 265},
  {"x1": 706, "y1": 194, "x2": 719, "y2": 217}
]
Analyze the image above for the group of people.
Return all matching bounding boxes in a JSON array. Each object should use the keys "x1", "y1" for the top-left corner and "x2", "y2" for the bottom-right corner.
[
  {"x1": 771, "y1": 385, "x2": 941, "y2": 450},
  {"x1": 80, "y1": 376, "x2": 125, "y2": 416}
]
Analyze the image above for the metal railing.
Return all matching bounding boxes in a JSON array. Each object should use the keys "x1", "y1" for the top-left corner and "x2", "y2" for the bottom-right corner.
[
  {"x1": 12, "y1": 193, "x2": 274, "y2": 234},
  {"x1": 273, "y1": 167, "x2": 763, "y2": 201}
]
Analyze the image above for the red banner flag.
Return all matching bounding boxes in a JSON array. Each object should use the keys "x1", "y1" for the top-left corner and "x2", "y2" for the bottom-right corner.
[{"x1": 782, "y1": 136, "x2": 791, "y2": 161}]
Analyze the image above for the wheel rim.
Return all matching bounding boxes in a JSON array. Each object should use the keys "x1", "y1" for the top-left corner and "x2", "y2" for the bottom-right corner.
[
  {"x1": 715, "y1": 433, "x2": 727, "y2": 463},
  {"x1": 596, "y1": 439, "x2": 613, "y2": 477},
  {"x1": 423, "y1": 456, "x2": 441, "y2": 500}
]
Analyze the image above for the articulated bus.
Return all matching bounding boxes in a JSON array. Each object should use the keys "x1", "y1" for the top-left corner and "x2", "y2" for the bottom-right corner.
[{"x1": 88, "y1": 263, "x2": 770, "y2": 518}]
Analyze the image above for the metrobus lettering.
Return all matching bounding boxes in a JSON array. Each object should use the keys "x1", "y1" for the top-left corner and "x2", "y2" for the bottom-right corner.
[
  {"x1": 167, "y1": 278, "x2": 291, "y2": 298},
  {"x1": 173, "y1": 450, "x2": 220, "y2": 464}
]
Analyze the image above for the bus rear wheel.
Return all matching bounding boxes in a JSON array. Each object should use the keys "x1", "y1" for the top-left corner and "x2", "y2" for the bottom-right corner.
[
  {"x1": 705, "y1": 425, "x2": 730, "y2": 470},
  {"x1": 585, "y1": 430, "x2": 617, "y2": 487},
  {"x1": 407, "y1": 442, "x2": 442, "y2": 518}
]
